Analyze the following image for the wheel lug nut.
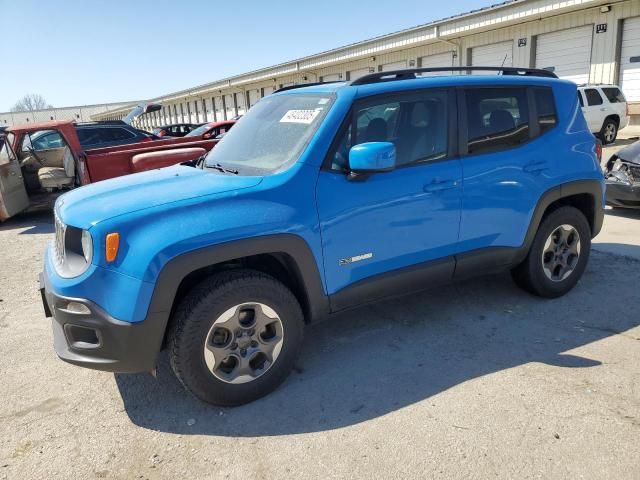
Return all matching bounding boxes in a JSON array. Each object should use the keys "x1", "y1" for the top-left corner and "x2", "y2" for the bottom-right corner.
[
  {"x1": 230, "y1": 343, "x2": 238, "y2": 350},
  {"x1": 250, "y1": 340, "x2": 258, "y2": 347},
  {"x1": 240, "y1": 348, "x2": 247, "y2": 356}
]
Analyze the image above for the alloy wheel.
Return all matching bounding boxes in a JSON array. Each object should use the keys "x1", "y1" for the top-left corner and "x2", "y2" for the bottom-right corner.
[
  {"x1": 541, "y1": 224, "x2": 581, "y2": 282},
  {"x1": 604, "y1": 123, "x2": 616, "y2": 144},
  {"x1": 203, "y1": 303, "x2": 284, "y2": 384}
]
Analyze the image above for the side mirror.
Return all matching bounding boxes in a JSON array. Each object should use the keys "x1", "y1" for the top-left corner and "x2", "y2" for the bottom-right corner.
[{"x1": 348, "y1": 142, "x2": 396, "y2": 179}]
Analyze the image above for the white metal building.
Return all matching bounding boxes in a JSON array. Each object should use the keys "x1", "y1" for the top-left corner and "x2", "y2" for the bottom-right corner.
[
  {"x1": 92, "y1": 0, "x2": 640, "y2": 129},
  {"x1": 0, "y1": 101, "x2": 139, "y2": 128}
]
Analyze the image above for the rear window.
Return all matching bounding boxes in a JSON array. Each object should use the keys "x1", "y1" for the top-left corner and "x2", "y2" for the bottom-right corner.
[
  {"x1": 77, "y1": 127, "x2": 135, "y2": 146},
  {"x1": 601, "y1": 87, "x2": 626, "y2": 103}
]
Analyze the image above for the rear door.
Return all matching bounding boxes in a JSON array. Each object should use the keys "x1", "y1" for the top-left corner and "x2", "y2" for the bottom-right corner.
[
  {"x1": 581, "y1": 88, "x2": 605, "y2": 132},
  {"x1": 458, "y1": 86, "x2": 558, "y2": 266},
  {"x1": 0, "y1": 136, "x2": 29, "y2": 221}
]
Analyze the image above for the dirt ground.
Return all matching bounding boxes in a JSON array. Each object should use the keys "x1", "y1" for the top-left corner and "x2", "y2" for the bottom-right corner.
[{"x1": 0, "y1": 141, "x2": 639, "y2": 479}]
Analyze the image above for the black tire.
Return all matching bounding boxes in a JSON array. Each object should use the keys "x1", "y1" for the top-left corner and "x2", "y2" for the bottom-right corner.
[
  {"x1": 599, "y1": 118, "x2": 618, "y2": 145},
  {"x1": 168, "y1": 269, "x2": 304, "y2": 406},
  {"x1": 511, "y1": 206, "x2": 591, "y2": 298}
]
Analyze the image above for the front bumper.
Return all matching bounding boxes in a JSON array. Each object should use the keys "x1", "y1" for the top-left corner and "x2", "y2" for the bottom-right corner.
[
  {"x1": 41, "y1": 272, "x2": 166, "y2": 373},
  {"x1": 606, "y1": 180, "x2": 640, "y2": 209}
]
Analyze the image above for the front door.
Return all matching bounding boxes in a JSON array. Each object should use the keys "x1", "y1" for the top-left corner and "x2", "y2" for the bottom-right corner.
[
  {"x1": 0, "y1": 135, "x2": 29, "y2": 221},
  {"x1": 316, "y1": 89, "x2": 462, "y2": 310}
]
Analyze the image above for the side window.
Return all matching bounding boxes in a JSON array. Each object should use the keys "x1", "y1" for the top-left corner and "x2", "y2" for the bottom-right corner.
[
  {"x1": 20, "y1": 134, "x2": 34, "y2": 152},
  {"x1": 601, "y1": 87, "x2": 626, "y2": 103},
  {"x1": 465, "y1": 87, "x2": 529, "y2": 155},
  {"x1": 534, "y1": 88, "x2": 557, "y2": 135},
  {"x1": 329, "y1": 91, "x2": 449, "y2": 171},
  {"x1": 32, "y1": 131, "x2": 63, "y2": 150},
  {"x1": 578, "y1": 91, "x2": 584, "y2": 107},
  {"x1": 584, "y1": 88, "x2": 603, "y2": 106},
  {"x1": 108, "y1": 128, "x2": 136, "y2": 141}
]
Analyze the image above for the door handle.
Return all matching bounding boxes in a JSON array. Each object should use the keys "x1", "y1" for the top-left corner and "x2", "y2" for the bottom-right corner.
[
  {"x1": 523, "y1": 161, "x2": 549, "y2": 173},
  {"x1": 423, "y1": 178, "x2": 458, "y2": 193}
]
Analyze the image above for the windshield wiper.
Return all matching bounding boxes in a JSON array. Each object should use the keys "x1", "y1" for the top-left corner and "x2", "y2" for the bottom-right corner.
[{"x1": 206, "y1": 163, "x2": 239, "y2": 175}]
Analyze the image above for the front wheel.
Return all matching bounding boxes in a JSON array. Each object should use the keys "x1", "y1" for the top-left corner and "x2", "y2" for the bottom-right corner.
[
  {"x1": 511, "y1": 206, "x2": 591, "y2": 298},
  {"x1": 168, "y1": 269, "x2": 304, "y2": 406},
  {"x1": 600, "y1": 119, "x2": 618, "y2": 145}
]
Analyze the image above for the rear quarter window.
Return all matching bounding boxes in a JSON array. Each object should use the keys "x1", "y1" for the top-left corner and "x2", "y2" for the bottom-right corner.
[
  {"x1": 601, "y1": 87, "x2": 626, "y2": 103},
  {"x1": 534, "y1": 88, "x2": 557, "y2": 134}
]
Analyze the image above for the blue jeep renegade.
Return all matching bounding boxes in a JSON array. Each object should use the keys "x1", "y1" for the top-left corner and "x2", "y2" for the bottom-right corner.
[{"x1": 41, "y1": 67, "x2": 605, "y2": 406}]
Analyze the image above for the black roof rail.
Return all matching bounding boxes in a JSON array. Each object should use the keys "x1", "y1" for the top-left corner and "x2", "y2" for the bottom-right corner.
[
  {"x1": 274, "y1": 81, "x2": 343, "y2": 93},
  {"x1": 350, "y1": 66, "x2": 558, "y2": 86}
]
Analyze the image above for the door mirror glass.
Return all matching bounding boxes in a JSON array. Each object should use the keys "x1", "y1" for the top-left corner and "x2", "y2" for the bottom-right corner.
[{"x1": 348, "y1": 142, "x2": 396, "y2": 174}]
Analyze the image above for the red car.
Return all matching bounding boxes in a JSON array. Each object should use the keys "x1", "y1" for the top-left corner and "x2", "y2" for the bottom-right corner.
[
  {"x1": 184, "y1": 120, "x2": 236, "y2": 140},
  {"x1": 0, "y1": 120, "x2": 224, "y2": 221}
]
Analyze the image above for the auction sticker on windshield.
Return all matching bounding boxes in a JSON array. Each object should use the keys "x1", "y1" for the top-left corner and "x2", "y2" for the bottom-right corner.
[{"x1": 280, "y1": 108, "x2": 323, "y2": 124}]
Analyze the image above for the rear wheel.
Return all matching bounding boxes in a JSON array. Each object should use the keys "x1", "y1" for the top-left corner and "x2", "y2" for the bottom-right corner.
[
  {"x1": 168, "y1": 269, "x2": 304, "y2": 406},
  {"x1": 600, "y1": 118, "x2": 618, "y2": 145},
  {"x1": 511, "y1": 206, "x2": 591, "y2": 298}
]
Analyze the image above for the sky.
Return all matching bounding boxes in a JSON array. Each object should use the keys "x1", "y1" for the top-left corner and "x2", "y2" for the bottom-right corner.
[{"x1": 1, "y1": 0, "x2": 495, "y2": 112}]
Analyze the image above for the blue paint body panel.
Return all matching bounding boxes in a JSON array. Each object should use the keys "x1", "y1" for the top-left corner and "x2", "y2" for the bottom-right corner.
[{"x1": 44, "y1": 74, "x2": 604, "y2": 323}]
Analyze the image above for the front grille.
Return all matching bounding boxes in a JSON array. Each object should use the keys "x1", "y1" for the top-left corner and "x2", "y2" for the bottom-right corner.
[{"x1": 53, "y1": 213, "x2": 66, "y2": 269}]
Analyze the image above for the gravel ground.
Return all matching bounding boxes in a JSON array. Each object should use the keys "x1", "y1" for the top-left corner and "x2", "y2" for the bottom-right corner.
[{"x1": 1, "y1": 167, "x2": 640, "y2": 479}]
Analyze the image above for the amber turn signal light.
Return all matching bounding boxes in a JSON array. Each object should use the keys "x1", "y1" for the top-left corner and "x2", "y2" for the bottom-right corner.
[{"x1": 105, "y1": 233, "x2": 120, "y2": 262}]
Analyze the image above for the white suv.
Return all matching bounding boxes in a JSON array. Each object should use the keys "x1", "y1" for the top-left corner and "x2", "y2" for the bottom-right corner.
[{"x1": 578, "y1": 85, "x2": 629, "y2": 145}]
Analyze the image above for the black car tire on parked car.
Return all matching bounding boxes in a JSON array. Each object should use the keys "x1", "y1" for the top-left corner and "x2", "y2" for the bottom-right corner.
[
  {"x1": 511, "y1": 206, "x2": 591, "y2": 298},
  {"x1": 168, "y1": 269, "x2": 304, "y2": 406}
]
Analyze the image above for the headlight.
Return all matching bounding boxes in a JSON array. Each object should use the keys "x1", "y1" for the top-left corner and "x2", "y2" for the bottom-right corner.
[
  {"x1": 52, "y1": 219, "x2": 93, "y2": 278},
  {"x1": 81, "y1": 230, "x2": 93, "y2": 264}
]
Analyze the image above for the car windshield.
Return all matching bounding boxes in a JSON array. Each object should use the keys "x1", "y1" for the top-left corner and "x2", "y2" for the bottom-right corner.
[
  {"x1": 204, "y1": 93, "x2": 334, "y2": 174},
  {"x1": 186, "y1": 124, "x2": 211, "y2": 137}
]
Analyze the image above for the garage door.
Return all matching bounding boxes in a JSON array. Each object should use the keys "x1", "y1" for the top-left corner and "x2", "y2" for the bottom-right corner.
[
  {"x1": 262, "y1": 86, "x2": 276, "y2": 97},
  {"x1": 535, "y1": 26, "x2": 593, "y2": 84},
  {"x1": 620, "y1": 17, "x2": 640, "y2": 102},
  {"x1": 419, "y1": 52, "x2": 456, "y2": 76},
  {"x1": 380, "y1": 60, "x2": 407, "y2": 72},
  {"x1": 224, "y1": 94, "x2": 235, "y2": 119},
  {"x1": 235, "y1": 93, "x2": 246, "y2": 116},
  {"x1": 248, "y1": 89, "x2": 260, "y2": 107},
  {"x1": 321, "y1": 73, "x2": 343, "y2": 82},
  {"x1": 471, "y1": 41, "x2": 513, "y2": 71},
  {"x1": 349, "y1": 67, "x2": 374, "y2": 81}
]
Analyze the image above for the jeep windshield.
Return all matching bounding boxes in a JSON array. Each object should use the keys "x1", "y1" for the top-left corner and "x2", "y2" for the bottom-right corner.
[{"x1": 204, "y1": 94, "x2": 334, "y2": 175}]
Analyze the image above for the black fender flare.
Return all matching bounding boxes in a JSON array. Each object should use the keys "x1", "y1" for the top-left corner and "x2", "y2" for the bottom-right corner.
[
  {"x1": 515, "y1": 179, "x2": 604, "y2": 264},
  {"x1": 147, "y1": 233, "x2": 329, "y2": 321}
]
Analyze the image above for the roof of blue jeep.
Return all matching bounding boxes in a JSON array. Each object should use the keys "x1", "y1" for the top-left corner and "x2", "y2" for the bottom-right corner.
[{"x1": 274, "y1": 74, "x2": 574, "y2": 99}]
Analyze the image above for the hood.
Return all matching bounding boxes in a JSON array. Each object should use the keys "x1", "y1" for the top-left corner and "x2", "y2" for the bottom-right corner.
[
  {"x1": 57, "y1": 165, "x2": 263, "y2": 229},
  {"x1": 122, "y1": 103, "x2": 163, "y2": 125},
  {"x1": 615, "y1": 140, "x2": 640, "y2": 165}
]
